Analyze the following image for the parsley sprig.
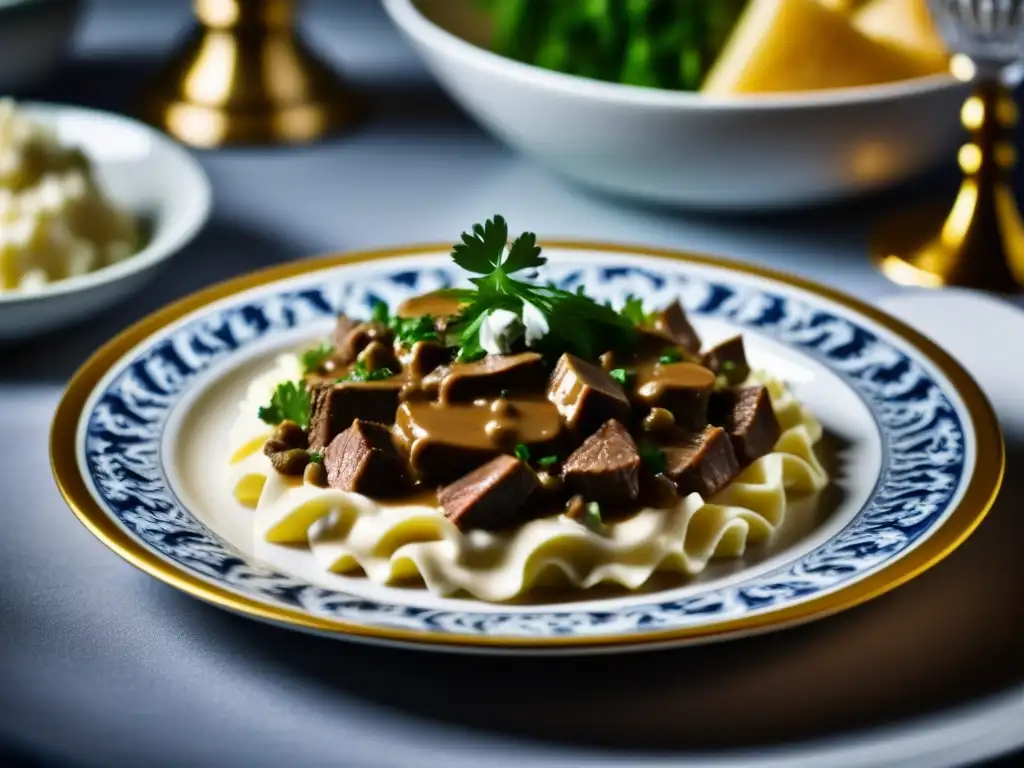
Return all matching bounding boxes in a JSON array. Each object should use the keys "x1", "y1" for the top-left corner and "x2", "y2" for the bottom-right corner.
[
  {"x1": 300, "y1": 343, "x2": 334, "y2": 375},
  {"x1": 443, "y1": 215, "x2": 637, "y2": 362},
  {"x1": 638, "y1": 440, "x2": 667, "y2": 475},
  {"x1": 258, "y1": 381, "x2": 311, "y2": 428},
  {"x1": 659, "y1": 348, "x2": 684, "y2": 365},
  {"x1": 337, "y1": 359, "x2": 395, "y2": 383},
  {"x1": 371, "y1": 301, "x2": 439, "y2": 347},
  {"x1": 514, "y1": 442, "x2": 559, "y2": 468},
  {"x1": 621, "y1": 294, "x2": 655, "y2": 327},
  {"x1": 583, "y1": 502, "x2": 604, "y2": 531}
]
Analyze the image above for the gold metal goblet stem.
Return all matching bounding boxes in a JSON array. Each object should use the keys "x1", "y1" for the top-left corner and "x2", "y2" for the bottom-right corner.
[
  {"x1": 140, "y1": 0, "x2": 362, "y2": 147},
  {"x1": 872, "y1": 75, "x2": 1024, "y2": 292}
]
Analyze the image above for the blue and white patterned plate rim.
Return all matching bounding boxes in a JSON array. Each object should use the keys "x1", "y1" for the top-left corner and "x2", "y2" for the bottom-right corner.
[{"x1": 72, "y1": 247, "x2": 982, "y2": 643}]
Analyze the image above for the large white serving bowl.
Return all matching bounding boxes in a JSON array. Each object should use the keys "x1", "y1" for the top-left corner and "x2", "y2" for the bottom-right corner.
[
  {"x1": 383, "y1": 0, "x2": 969, "y2": 210},
  {"x1": 0, "y1": 102, "x2": 212, "y2": 342}
]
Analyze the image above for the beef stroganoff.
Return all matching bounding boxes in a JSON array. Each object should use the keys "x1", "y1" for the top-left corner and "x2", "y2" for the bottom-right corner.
[{"x1": 227, "y1": 217, "x2": 828, "y2": 601}]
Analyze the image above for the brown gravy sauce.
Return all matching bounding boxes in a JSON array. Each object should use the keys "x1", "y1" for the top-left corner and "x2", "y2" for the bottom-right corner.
[
  {"x1": 316, "y1": 299, "x2": 729, "y2": 519},
  {"x1": 394, "y1": 397, "x2": 562, "y2": 451},
  {"x1": 633, "y1": 360, "x2": 715, "y2": 401},
  {"x1": 395, "y1": 291, "x2": 462, "y2": 319}
]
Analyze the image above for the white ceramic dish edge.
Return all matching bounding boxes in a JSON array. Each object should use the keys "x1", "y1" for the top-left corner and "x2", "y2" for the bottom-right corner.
[{"x1": 0, "y1": 102, "x2": 213, "y2": 341}]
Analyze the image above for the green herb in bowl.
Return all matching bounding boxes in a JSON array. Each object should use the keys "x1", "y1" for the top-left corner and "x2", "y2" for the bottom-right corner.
[{"x1": 478, "y1": 0, "x2": 748, "y2": 91}]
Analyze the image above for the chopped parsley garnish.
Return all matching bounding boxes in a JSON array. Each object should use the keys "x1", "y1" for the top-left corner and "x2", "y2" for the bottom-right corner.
[
  {"x1": 370, "y1": 301, "x2": 389, "y2": 324},
  {"x1": 536, "y1": 455, "x2": 559, "y2": 469},
  {"x1": 659, "y1": 348, "x2": 684, "y2": 365},
  {"x1": 638, "y1": 440, "x2": 667, "y2": 475},
  {"x1": 514, "y1": 443, "x2": 531, "y2": 462},
  {"x1": 258, "y1": 381, "x2": 311, "y2": 428},
  {"x1": 720, "y1": 360, "x2": 737, "y2": 372},
  {"x1": 370, "y1": 300, "x2": 439, "y2": 347},
  {"x1": 337, "y1": 360, "x2": 395, "y2": 383},
  {"x1": 583, "y1": 501, "x2": 603, "y2": 531},
  {"x1": 621, "y1": 294, "x2": 654, "y2": 327},
  {"x1": 308, "y1": 449, "x2": 324, "y2": 465},
  {"x1": 392, "y1": 315, "x2": 439, "y2": 346},
  {"x1": 609, "y1": 368, "x2": 628, "y2": 385},
  {"x1": 443, "y1": 215, "x2": 637, "y2": 362},
  {"x1": 300, "y1": 343, "x2": 334, "y2": 375}
]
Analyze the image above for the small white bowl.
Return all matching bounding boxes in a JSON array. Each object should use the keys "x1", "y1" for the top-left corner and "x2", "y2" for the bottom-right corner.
[
  {"x1": 0, "y1": 102, "x2": 212, "y2": 342},
  {"x1": 383, "y1": 0, "x2": 969, "y2": 210}
]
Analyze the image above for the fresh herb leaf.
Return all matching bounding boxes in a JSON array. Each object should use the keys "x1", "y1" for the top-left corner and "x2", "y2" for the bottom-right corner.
[
  {"x1": 258, "y1": 381, "x2": 311, "y2": 428},
  {"x1": 609, "y1": 368, "x2": 628, "y2": 385},
  {"x1": 455, "y1": 309, "x2": 492, "y2": 361},
  {"x1": 584, "y1": 501, "x2": 603, "y2": 531},
  {"x1": 484, "y1": 0, "x2": 747, "y2": 93},
  {"x1": 721, "y1": 359, "x2": 737, "y2": 372},
  {"x1": 638, "y1": 440, "x2": 667, "y2": 475},
  {"x1": 446, "y1": 216, "x2": 637, "y2": 362},
  {"x1": 390, "y1": 314, "x2": 438, "y2": 346},
  {"x1": 620, "y1": 294, "x2": 654, "y2": 327},
  {"x1": 451, "y1": 215, "x2": 513, "y2": 275},
  {"x1": 537, "y1": 455, "x2": 559, "y2": 469},
  {"x1": 370, "y1": 300, "x2": 390, "y2": 324},
  {"x1": 659, "y1": 347, "x2": 684, "y2": 364},
  {"x1": 308, "y1": 449, "x2": 324, "y2": 465},
  {"x1": 300, "y1": 343, "x2": 334, "y2": 375},
  {"x1": 369, "y1": 300, "x2": 439, "y2": 346},
  {"x1": 502, "y1": 230, "x2": 544, "y2": 274},
  {"x1": 514, "y1": 443, "x2": 531, "y2": 462},
  {"x1": 339, "y1": 360, "x2": 396, "y2": 383}
]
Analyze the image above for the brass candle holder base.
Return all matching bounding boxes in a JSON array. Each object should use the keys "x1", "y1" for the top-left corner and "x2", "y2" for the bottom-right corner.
[
  {"x1": 140, "y1": 0, "x2": 362, "y2": 148},
  {"x1": 872, "y1": 80, "x2": 1024, "y2": 293}
]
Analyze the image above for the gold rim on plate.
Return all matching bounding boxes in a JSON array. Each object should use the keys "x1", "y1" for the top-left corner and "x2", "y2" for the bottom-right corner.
[{"x1": 49, "y1": 242, "x2": 1006, "y2": 651}]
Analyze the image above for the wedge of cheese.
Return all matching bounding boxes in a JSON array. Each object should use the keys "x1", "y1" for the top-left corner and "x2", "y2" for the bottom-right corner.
[
  {"x1": 702, "y1": 0, "x2": 946, "y2": 96},
  {"x1": 854, "y1": 0, "x2": 947, "y2": 65}
]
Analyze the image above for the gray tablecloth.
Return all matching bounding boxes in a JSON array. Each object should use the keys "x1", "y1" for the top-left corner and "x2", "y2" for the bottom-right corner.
[{"x1": 2, "y1": 2, "x2": 1022, "y2": 766}]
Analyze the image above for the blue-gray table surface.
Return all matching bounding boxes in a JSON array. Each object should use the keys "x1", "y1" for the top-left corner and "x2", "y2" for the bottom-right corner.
[{"x1": 2, "y1": 1, "x2": 1022, "y2": 767}]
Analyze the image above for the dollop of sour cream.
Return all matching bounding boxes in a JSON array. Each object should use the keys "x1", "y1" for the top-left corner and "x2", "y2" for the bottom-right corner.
[{"x1": 478, "y1": 301, "x2": 550, "y2": 355}]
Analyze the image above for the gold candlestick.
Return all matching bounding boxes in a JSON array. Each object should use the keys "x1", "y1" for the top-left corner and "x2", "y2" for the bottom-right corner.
[
  {"x1": 140, "y1": 0, "x2": 362, "y2": 147},
  {"x1": 872, "y1": 78, "x2": 1024, "y2": 292}
]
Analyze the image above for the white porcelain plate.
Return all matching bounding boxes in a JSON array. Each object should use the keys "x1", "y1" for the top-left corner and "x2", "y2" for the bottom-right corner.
[{"x1": 50, "y1": 243, "x2": 1003, "y2": 654}]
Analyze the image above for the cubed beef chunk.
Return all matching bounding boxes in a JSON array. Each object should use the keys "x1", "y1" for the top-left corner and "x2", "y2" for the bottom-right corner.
[
  {"x1": 439, "y1": 352, "x2": 545, "y2": 403},
  {"x1": 336, "y1": 321, "x2": 394, "y2": 365},
  {"x1": 438, "y1": 455, "x2": 540, "y2": 531},
  {"x1": 633, "y1": 361, "x2": 715, "y2": 431},
  {"x1": 562, "y1": 419, "x2": 641, "y2": 506},
  {"x1": 357, "y1": 340, "x2": 400, "y2": 374},
  {"x1": 404, "y1": 340, "x2": 452, "y2": 378},
  {"x1": 547, "y1": 353, "x2": 631, "y2": 437},
  {"x1": 308, "y1": 380, "x2": 403, "y2": 450},
  {"x1": 702, "y1": 335, "x2": 750, "y2": 386},
  {"x1": 394, "y1": 399, "x2": 563, "y2": 483},
  {"x1": 324, "y1": 420, "x2": 408, "y2": 496},
  {"x1": 655, "y1": 300, "x2": 702, "y2": 354},
  {"x1": 710, "y1": 386, "x2": 781, "y2": 464},
  {"x1": 663, "y1": 426, "x2": 740, "y2": 499}
]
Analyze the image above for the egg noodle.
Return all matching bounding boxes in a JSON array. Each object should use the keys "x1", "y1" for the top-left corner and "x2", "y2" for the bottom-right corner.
[{"x1": 228, "y1": 354, "x2": 827, "y2": 602}]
